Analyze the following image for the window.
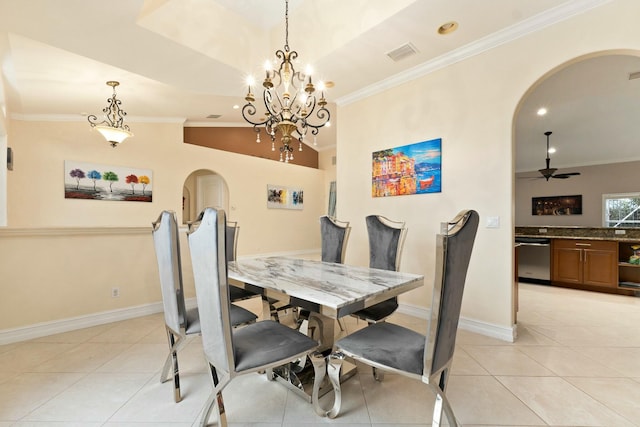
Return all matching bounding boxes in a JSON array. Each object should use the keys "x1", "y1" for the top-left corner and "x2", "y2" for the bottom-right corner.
[{"x1": 603, "y1": 193, "x2": 640, "y2": 227}]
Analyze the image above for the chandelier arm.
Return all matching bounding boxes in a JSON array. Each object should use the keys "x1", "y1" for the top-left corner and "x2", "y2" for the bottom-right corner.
[
  {"x1": 303, "y1": 106, "x2": 331, "y2": 130},
  {"x1": 241, "y1": 103, "x2": 270, "y2": 127}
]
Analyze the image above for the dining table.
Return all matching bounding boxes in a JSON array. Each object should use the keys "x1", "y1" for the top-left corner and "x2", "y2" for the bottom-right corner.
[{"x1": 227, "y1": 256, "x2": 425, "y2": 400}]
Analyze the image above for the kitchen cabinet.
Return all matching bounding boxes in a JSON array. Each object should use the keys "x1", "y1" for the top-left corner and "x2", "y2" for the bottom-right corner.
[
  {"x1": 618, "y1": 241, "x2": 640, "y2": 290},
  {"x1": 551, "y1": 239, "x2": 618, "y2": 288}
]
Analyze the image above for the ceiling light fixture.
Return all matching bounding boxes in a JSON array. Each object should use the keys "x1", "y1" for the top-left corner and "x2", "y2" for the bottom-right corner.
[
  {"x1": 87, "y1": 81, "x2": 133, "y2": 147},
  {"x1": 241, "y1": 0, "x2": 330, "y2": 163},
  {"x1": 537, "y1": 107, "x2": 548, "y2": 116},
  {"x1": 438, "y1": 21, "x2": 459, "y2": 35}
]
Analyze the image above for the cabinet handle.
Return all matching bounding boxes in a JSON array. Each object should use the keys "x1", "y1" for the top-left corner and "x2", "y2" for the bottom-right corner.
[{"x1": 575, "y1": 243, "x2": 591, "y2": 247}]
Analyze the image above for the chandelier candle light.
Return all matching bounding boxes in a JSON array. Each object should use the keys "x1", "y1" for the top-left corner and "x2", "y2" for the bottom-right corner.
[
  {"x1": 242, "y1": 0, "x2": 331, "y2": 163},
  {"x1": 87, "y1": 81, "x2": 133, "y2": 147}
]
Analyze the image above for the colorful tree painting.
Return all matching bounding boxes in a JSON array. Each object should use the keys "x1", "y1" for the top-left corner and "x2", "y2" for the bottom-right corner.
[
  {"x1": 125, "y1": 174, "x2": 139, "y2": 194},
  {"x1": 69, "y1": 168, "x2": 85, "y2": 189},
  {"x1": 102, "y1": 171, "x2": 119, "y2": 192},
  {"x1": 139, "y1": 175, "x2": 150, "y2": 195},
  {"x1": 87, "y1": 170, "x2": 101, "y2": 190},
  {"x1": 64, "y1": 161, "x2": 152, "y2": 202}
]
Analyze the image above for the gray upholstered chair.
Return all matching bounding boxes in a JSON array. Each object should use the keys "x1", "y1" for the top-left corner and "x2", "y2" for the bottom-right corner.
[
  {"x1": 320, "y1": 216, "x2": 351, "y2": 264},
  {"x1": 314, "y1": 210, "x2": 479, "y2": 426},
  {"x1": 226, "y1": 221, "x2": 260, "y2": 303},
  {"x1": 151, "y1": 210, "x2": 257, "y2": 403},
  {"x1": 187, "y1": 207, "x2": 325, "y2": 427},
  {"x1": 351, "y1": 215, "x2": 407, "y2": 323}
]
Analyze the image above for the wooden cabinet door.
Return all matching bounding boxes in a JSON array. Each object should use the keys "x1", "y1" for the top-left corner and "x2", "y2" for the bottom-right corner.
[
  {"x1": 553, "y1": 246, "x2": 582, "y2": 284},
  {"x1": 583, "y1": 247, "x2": 618, "y2": 287}
]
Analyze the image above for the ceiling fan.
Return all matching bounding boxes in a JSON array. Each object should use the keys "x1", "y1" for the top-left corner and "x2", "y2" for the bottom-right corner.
[{"x1": 537, "y1": 131, "x2": 581, "y2": 181}]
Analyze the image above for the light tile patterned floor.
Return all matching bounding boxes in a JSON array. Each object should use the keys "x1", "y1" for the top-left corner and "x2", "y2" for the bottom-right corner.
[{"x1": 1, "y1": 283, "x2": 639, "y2": 426}]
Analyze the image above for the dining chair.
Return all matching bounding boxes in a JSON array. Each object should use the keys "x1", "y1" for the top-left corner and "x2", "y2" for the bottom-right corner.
[
  {"x1": 320, "y1": 215, "x2": 351, "y2": 264},
  {"x1": 187, "y1": 207, "x2": 325, "y2": 427},
  {"x1": 351, "y1": 215, "x2": 407, "y2": 323},
  {"x1": 152, "y1": 210, "x2": 257, "y2": 403},
  {"x1": 313, "y1": 210, "x2": 479, "y2": 426},
  {"x1": 225, "y1": 221, "x2": 260, "y2": 302}
]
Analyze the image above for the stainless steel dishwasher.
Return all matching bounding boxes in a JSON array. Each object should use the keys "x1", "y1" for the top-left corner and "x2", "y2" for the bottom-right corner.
[{"x1": 516, "y1": 237, "x2": 551, "y2": 284}]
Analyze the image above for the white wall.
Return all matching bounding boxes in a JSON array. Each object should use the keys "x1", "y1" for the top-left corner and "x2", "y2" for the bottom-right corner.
[
  {"x1": 337, "y1": 0, "x2": 640, "y2": 338},
  {"x1": 1, "y1": 119, "x2": 325, "y2": 332}
]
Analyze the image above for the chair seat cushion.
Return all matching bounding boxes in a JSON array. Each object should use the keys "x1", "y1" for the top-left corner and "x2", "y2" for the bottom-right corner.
[
  {"x1": 233, "y1": 320, "x2": 318, "y2": 372},
  {"x1": 352, "y1": 298, "x2": 398, "y2": 322},
  {"x1": 230, "y1": 304, "x2": 258, "y2": 326},
  {"x1": 229, "y1": 285, "x2": 259, "y2": 301},
  {"x1": 336, "y1": 322, "x2": 425, "y2": 376}
]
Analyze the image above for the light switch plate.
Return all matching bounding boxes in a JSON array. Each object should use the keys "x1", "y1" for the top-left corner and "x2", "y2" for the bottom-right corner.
[{"x1": 486, "y1": 216, "x2": 500, "y2": 228}]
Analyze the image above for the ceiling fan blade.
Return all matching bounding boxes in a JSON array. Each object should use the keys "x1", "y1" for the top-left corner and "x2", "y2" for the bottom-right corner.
[{"x1": 552, "y1": 172, "x2": 581, "y2": 178}]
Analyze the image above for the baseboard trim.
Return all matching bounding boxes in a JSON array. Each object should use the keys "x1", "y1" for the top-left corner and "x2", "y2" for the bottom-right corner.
[
  {"x1": 2, "y1": 298, "x2": 516, "y2": 345},
  {"x1": 396, "y1": 303, "x2": 516, "y2": 343},
  {"x1": 0, "y1": 302, "x2": 165, "y2": 345}
]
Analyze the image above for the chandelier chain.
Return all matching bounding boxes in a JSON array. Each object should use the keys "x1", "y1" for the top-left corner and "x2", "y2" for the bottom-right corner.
[{"x1": 284, "y1": 0, "x2": 289, "y2": 52}]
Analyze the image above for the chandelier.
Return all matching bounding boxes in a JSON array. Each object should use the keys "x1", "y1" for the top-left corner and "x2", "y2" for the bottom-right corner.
[
  {"x1": 87, "y1": 81, "x2": 133, "y2": 147},
  {"x1": 241, "y1": 0, "x2": 331, "y2": 163}
]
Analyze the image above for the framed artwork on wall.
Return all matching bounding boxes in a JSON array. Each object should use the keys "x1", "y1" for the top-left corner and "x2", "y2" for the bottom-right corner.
[
  {"x1": 532, "y1": 194, "x2": 582, "y2": 215},
  {"x1": 372, "y1": 138, "x2": 442, "y2": 197},
  {"x1": 267, "y1": 184, "x2": 303, "y2": 210},
  {"x1": 64, "y1": 160, "x2": 153, "y2": 202}
]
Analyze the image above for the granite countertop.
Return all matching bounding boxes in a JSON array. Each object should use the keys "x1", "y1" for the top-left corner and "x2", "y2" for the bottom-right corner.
[{"x1": 515, "y1": 226, "x2": 640, "y2": 242}]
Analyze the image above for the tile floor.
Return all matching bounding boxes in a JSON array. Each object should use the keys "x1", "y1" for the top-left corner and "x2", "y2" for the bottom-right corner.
[{"x1": 1, "y1": 283, "x2": 639, "y2": 426}]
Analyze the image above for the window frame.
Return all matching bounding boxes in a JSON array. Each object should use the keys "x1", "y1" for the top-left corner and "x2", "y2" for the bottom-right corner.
[{"x1": 602, "y1": 192, "x2": 640, "y2": 228}]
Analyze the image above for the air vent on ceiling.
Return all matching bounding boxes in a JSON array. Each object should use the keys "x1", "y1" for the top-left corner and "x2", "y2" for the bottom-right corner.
[
  {"x1": 629, "y1": 71, "x2": 640, "y2": 80},
  {"x1": 386, "y1": 42, "x2": 418, "y2": 62},
  {"x1": 206, "y1": 114, "x2": 222, "y2": 119}
]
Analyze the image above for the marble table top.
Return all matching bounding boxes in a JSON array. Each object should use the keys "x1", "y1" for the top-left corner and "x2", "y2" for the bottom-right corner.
[{"x1": 228, "y1": 256, "x2": 424, "y2": 318}]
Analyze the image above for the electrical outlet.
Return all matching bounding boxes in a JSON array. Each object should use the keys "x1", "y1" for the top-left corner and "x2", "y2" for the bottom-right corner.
[
  {"x1": 615, "y1": 229, "x2": 626, "y2": 235},
  {"x1": 538, "y1": 228, "x2": 547, "y2": 233},
  {"x1": 111, "y1": 287, "x2": 120, "y2": 298}
]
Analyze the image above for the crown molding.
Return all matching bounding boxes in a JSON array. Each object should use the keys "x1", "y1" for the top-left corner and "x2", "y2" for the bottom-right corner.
[
  {"x1": 10, "y1": 113, "x2": 186, "y2": 124},
  {"x1": 336, "y1": 0, "x2": 613, "y2": 106}
]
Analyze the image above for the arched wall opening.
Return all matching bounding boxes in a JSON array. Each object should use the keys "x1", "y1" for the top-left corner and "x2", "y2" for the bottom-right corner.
[
  {"x1": 182, "y1": 169, "x2": 230, "y2": 224},
  {"x1": 512, "y1": 49, "x2": 640, "y2": 324}
]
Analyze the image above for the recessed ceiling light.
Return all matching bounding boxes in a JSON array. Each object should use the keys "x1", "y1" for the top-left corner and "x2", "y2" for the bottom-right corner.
[
  {"x1": 437, "y1": 21, "x2": 458, "y2": 35},
  {"x1": 233, "y1": 105, "x2": 239, "y2": 109},
  {"x1": 537, "y1": 107, "x2": 548, "y2": 116}
]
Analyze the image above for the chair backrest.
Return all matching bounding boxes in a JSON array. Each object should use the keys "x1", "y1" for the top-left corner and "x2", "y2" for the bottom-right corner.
[
  {"x1": 226, "y1": 221, "x2": 239, "y2": 262},
  {"x1": 320, "y1": 216, "x2": 351, "y2": 264},
  {"x1": 187, "y1": 207, "x2": 234, "y2": 375},
  {"x1": 365, "y1": 215, "x2": 407, "y2": 271},
  {"x1": 424, "y1": 210, "x2": 479, "y2": 380},
  {"x1": 151, "y1": 210, "x2": 187, "y2": 334}
]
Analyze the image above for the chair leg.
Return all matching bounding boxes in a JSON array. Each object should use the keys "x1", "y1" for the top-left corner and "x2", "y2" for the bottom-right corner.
[
  {"x1": 430, "y1": 369, "x2": 459, "y2": 427},
  {"x1": 160, "y1": 327, "x2": 184, "y2": 403},
  {"x1": 311, "y1": 351, "x2": 344, "y2": 419},
  {"x1": 200, "y1": 365, "x2": 229, "y2": 427},
  {"x1": 373, "y1": 367, "x2": 385, "y2": 381}
]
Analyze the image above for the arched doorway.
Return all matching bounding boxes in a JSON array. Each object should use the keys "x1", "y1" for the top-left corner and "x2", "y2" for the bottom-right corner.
[
  {"x1": 182, "y1": 169, "x2": 229, "y2": 224},
  {"x1": 513, "y1": 51, "x2": 640, "y2": 323}
]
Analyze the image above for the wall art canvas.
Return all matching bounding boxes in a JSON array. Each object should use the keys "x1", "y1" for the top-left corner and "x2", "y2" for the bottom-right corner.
[
  {"x1": 64, "y1": 160, "x2": 153, "y2": 202},
  {"x1": 372, "y1": 138, "x2": 442, "y2": 197},
  {"x1": 267, "y1": 184, "x2": 303, "y2": 210},
  {"x1": 532, "y1": 194, "x2": 582, "y2": 215}
]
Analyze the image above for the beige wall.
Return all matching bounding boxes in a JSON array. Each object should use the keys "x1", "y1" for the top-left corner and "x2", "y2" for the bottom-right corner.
[
  {"x1": 337, "y1": 0, "x2": 640, "y2": 333},
  {"x1": 516, "y1": 161, "x2": 640, "y2": 227},
  {"x1": 1, "y1": 119, "x2": 325, "y2": 331}
]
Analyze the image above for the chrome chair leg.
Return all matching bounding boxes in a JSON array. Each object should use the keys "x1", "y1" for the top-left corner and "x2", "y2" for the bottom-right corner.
[
  {"x1": 200, "y1": 365, "x2": 229, "y2": 427},
  {"x1": 160, "y1": 327, "x2": 184, "y2": 403},
  {"x1": 373, "y1": 367, "x2": 385, "y2": 382},
  {"x1": 311, "y1": 351, "x2": 344, "y2": 419}
]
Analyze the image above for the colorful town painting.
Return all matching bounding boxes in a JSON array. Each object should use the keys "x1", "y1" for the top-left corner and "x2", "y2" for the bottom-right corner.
[
  {"x1": 372, "y1": 138, "x2": 442, "y2": 197},
  {"x1": 64, "y1": 160, "x2": 153, "y2": 202}
]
